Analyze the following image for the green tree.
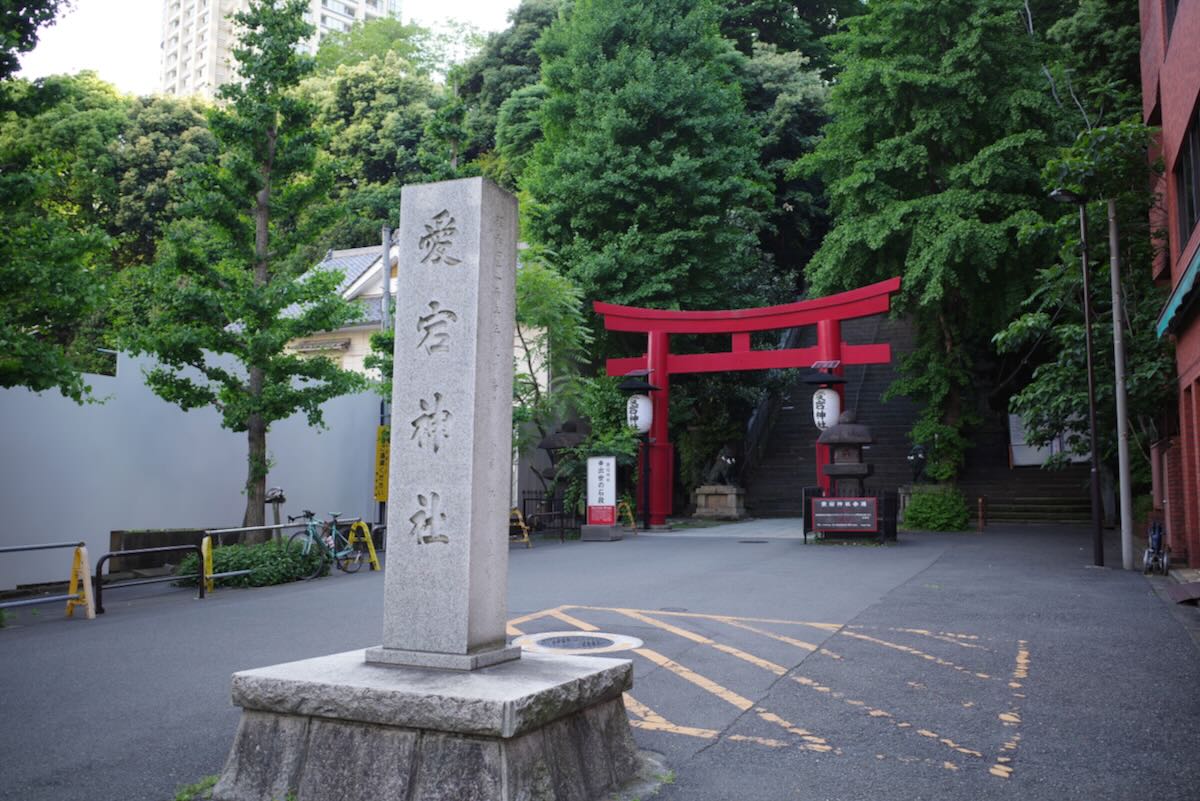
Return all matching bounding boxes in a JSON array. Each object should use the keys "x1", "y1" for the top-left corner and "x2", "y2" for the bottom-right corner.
[
  {"x1": 109, "y1": 94, "x2": 218, "y2": 266},
  {"x1": 0, "y1": 73, "x2": 125, "y2": 400},
  {"x1": 798, "y1": 0, "x2": 1063, "y2": 479},
  {"x1": 526, "y1": 0, "x2": 771, "y2": 351},
  {"x1": 313, "y1": 16, "x2": 435, "y2": 75},
  {"x1": 0, "y1": 0, "x2": 68, "y2": 80},
  {"x1": 739, "y1": 42, "x2": 828, "y2": 289},
  {"x1": 513, "y1": 255, "x2": 592, "y2": 461},
  {"x1": 717, "y1": 0, "x2": 864, "y2": 75},
  {"x1": 457, "y1": 0, "x2": 561, "y2": 158},
  {"x1": 119, "y1": 0, "x2": 364, "y2": 528},
  {"x1": 995, "y1": 122, "x2": 1174, "y2": 485},
  {"x1": 302, "y1": 51, "x2": 435, "y2": 247}
]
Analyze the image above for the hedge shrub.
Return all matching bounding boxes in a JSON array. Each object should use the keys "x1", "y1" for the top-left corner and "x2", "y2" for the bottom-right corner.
[
  {"x1": 176, "y1": 539, "x2": 325, "y2": 588},
  {"x1": 903, "y1": 485, "x2": 970, "y2": 531}
]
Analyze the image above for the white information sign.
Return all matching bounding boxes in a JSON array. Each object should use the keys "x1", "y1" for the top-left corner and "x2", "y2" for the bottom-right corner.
[{"x1": 586, "y1": 455, "x2": 617, "y2": 525}]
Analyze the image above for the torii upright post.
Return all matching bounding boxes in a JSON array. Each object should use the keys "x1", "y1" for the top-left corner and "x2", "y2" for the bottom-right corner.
[{"x1": 596, "y1": 277, "x2": 901, "y2": 526}]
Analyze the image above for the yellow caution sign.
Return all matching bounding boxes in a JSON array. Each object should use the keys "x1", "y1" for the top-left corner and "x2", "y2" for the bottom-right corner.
[
  {"x1": 201, "y1": 535, "x2": 214, "y2": 593},
  {"x1": 373, "y1": 425, "x2": 390, "y2": 502},
  {"x1": 347, "y1": 521, "x2": 382, "y2": 571},
  {"x1": 64, "y1": 545, "x2": 95, "y2": 620}
]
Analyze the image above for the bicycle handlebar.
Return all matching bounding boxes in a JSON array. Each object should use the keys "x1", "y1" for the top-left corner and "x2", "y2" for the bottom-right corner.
[{"x1": 287, "y1": 510, "x2": 317, "y2": 522}]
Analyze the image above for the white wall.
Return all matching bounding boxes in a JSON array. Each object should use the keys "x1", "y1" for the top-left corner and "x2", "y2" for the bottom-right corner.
[{"x1": 0, "y1": 353, "x2": 379, "y2": 589}]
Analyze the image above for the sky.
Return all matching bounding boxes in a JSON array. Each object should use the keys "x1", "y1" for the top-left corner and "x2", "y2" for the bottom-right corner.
[{"x1": 17, "y1": 0, "x2": 522, "y2": 96}]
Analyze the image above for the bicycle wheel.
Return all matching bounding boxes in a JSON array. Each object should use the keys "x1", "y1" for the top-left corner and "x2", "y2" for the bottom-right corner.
[
  {"x1": 336, "y1": 535, "x2": 365, "y2": 573},
  {"x1": 290, "y1": 531, "x2": 327, "y2": 579}
]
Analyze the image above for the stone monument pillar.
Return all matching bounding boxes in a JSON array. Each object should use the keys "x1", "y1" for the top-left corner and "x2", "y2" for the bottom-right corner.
[{"x1": 211, "y1": 178, "x2": 640, "y2": 801}]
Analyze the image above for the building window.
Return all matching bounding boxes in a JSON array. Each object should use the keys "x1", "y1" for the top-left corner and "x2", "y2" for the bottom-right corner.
[{"x1": 1176, "y1": 105, "x2": 1200, "y2": 251}]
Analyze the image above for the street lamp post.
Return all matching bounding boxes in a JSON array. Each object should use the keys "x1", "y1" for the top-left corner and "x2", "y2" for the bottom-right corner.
[
  {"x1": 1106, "y1": 199, "x2": 1134, "y2": 570},
  {"x1": 1050, "y1": 188, "x2": 1105, "y2": 567}
]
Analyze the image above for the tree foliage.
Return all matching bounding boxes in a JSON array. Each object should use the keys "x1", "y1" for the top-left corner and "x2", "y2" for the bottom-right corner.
[
  {"x1": 526, "y1": 0, "x2": 771, "y2": 350},
  {"x1": 313, "y1": 16, "x2": 435, "y2": 75},
  {"x1": 717, "y1": 0, "x2": 864, "y2": 74},
  {"x1": 0, "y1": 73, "x2": 123, "y2": 400},
  {"x1": 0, "y1": 0, "x2": 68, "y2": 80},
  {"x1": 995, "y1": 120, "x2": 1174, "y2": 483},
  {"x1": 118, "y1": 0, "x2": 364, "y2": 528},
  {"x1": 798, "y1": 0, "x2": 1063, "y2": 479}
]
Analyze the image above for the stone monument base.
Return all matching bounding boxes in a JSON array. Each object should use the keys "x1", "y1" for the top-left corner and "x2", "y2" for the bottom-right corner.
[
  {"x1": 692, "y1": 484, "x2": 746, "y2": 520},
  {"x1": 581, "y1": 524, "x2": 623, "y2": 542},
  {"x1": 212, "y1": 649, "x2": 638, "y2": 801}
]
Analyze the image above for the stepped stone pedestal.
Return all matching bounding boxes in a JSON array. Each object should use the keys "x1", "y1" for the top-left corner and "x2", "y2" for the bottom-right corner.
[
  {"x1": 692, "y1": 484, "x2": 746, "y2": 520},
  {"x1": 212, "y1": 178, "x2": 639, "y2": 801}
]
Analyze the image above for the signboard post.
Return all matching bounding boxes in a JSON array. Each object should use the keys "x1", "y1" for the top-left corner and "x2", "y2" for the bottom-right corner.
[
  {"x1": 582, "y1": 455, "x2": 622, "y2": 540},
  {"x1": 812, "y1": 497, "x2": 879, "y2": 536}
]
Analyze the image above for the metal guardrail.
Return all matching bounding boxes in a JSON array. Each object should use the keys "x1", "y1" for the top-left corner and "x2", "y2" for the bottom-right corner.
[
  {"x1": 0, "y1": 541, "x2": 94, "y2": 618},
  {"x1": 94, "y1": 544, "x2": 204, "y2": 615}
]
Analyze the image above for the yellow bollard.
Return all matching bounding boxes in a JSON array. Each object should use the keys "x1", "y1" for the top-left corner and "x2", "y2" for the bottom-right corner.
[
  {"x1": 201, "y1": 536, "x2": 214, "y2": 594},
  {"x1": 64, "y1": 545, "x2": 96, "y2": 620},
  {"x1": 618, "y1": 500, "x2": 637, "y2": 531},
  {"x1": 347, "y1": 521, "x2": 382, "y2": 571}
]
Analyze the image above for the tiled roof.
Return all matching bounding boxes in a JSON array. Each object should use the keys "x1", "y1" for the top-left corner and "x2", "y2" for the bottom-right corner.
[{"x1": 314, "y1": 246, "x2": 383, "y2": 294}]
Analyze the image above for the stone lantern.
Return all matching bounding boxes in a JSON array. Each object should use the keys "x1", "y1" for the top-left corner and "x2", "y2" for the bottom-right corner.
[{"x1": 816, "y1": 410, "x2": 874, "y2": 496}]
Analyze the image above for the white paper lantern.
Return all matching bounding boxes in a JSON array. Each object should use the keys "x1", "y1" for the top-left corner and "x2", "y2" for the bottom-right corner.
[
  {"x1": 626, "y1": 394, "x2": 653, "y2": 433},
  {"x1": 812, "y1": 388, "x2": 841, "y2": 430}
]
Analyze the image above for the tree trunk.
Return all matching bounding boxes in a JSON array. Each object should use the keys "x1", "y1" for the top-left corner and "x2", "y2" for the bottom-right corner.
[
  {"x1": 243, "y1": 408, "x2": 268, "y2": 537},
  {"x1": 241, "y1": 121, "x2": 276, "y2": 538}
]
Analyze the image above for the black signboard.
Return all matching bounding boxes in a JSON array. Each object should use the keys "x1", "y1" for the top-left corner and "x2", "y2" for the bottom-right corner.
[{"x1": 813, "y1": 497, "x2": 878, "y2": 533}]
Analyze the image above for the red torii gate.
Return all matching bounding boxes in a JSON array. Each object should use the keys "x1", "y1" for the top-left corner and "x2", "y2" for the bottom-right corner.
[{"x1": 595, "y1": 276, "x2": 902, "y2": 526}]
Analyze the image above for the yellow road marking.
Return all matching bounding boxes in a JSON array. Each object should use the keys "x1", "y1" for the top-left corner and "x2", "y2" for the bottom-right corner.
[
  {"x1": 791, "y1": 675, "x2": 983, "y2": 759},
  {"x1": 548, "y1": 608, "x2": 600, "y2": 632},
  {"x1": 839, "y1": 630, "x2": 996, "y2": 681},
  {"x1": 567, "y1": 605, "x2": 839, "y2": 631},
  {"x1": 719, "y1": 618, "x2": 843, "y2": 660},
  {"x1": 990, "y1": 641, "x2": 1030, "y2": 780},
  {"x1": 507, "y1": 623, "x2": 523, "y2": 636},
  {"x1": 882, "y1": 627, "x2": 990, "y2": 650},
  {"x1": 625, "y1": 694, "x2": 797, "y2": 750},
  {"x1": 614, "y1": 609, "x2": 788, "y2": 676},
  {"x1": 508, "y1": 607, "x2": 560, "y2": 627},
  {"x1": 635, "y1": 647, "x2": 755, "y2": 711}
]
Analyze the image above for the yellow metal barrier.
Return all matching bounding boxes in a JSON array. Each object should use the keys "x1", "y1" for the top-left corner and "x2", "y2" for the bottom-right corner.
[
  {"x1": 201, "y1": 536, "x2": 214, "y2": 593},
  {"x1": 509, "y1": 508, "x2": 532, "y2": 548},
  {"x1": 64, "y1": 545, "x2": 95, "y2": 619},
  {"x1": 617, "y1": 500, "x2": 637, "y2": 531},
  {"x1": 347, "y1": 521, "x2": 382, "y2": 571}
]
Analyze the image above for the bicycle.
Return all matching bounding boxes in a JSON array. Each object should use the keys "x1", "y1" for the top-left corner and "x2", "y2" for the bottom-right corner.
[{"x1": 287, "y1": 510, "x2": 365, "y2": 578}]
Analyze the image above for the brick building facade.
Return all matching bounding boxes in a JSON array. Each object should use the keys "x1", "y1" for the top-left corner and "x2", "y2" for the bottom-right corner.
[{"x1": 1141, "y1": 0, "x2": 1200, "y2": 566}]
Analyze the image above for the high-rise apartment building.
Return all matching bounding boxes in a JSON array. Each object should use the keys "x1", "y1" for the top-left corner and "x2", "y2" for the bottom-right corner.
[{"x1": 160, "y1": 0, "x2": 402, "y2": 98}]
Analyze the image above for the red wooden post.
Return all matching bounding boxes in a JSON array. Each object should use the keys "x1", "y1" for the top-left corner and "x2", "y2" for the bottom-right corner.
[{"x1": 647, "y1": 330, "x2": 673, "y2": 527}]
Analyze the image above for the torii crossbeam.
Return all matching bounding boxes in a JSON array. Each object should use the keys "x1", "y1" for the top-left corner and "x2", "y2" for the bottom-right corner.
[{"x1": 595, "y1": 276, "x2": 902, "y2": 526}]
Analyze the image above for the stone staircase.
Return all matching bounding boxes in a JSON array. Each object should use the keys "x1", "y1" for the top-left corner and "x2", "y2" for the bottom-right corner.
[
  {"x1": 956, "y1": 416, "x2": 1093, "y2": 524},
  {"x1": 743, "y1": 314, "x2": 921, "y2": 517},
  {"x1": 742, "y1": 315, "x2": 1093, "y2": 523}
]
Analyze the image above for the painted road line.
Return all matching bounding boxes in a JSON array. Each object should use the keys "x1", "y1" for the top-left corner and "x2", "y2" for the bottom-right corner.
[
  {"x1": 634, "y1": 647, "x2": 756, "y2": 711},
  {"x1": 790, "y1": 675, "x2": 984, "y2": 760},
  {"x1": 632, "y1": 647, "x2": 839, "y2": 749},
  {"x1": 990, "y1": 640, "x2": 1030, "y2": 780},
  {"x1": 548, "y1": 608, "x2": 600, "y2": 632},
  {"x1": 613, "y1": 608, "x2": 788, "y2": 676},
  {"x1": 880, "y1": 627, "x2": 993, "y2": 651},
  {"x1": 508, "y1": 607, "x2": 560, "y2": 628},
  {"x1": 839, "y1": 630, "x2": 997, "y2": 680},
  {"x1": 625, "y1": 694, "x2": 789, "y2": 748},
  {"x1": 567, "y1": 605, "x2": 840, "y2": 632},
  {"x1": 719, "y1": 618, "x2": 843, "y2": 660}
]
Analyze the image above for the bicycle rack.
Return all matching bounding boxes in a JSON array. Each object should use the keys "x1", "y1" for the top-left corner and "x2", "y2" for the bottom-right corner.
[{"x1": 93, "y1": 544, "x2": 204, "y2": 615}]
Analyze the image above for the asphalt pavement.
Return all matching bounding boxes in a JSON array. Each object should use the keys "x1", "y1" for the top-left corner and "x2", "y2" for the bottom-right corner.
[{"x1": 1, "y1": 521, "x2": 1197, "y2": 801}]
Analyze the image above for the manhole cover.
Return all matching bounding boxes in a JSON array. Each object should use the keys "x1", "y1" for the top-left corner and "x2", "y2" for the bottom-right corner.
[
  {"x1": 540, "y1": 635, "x2": 613, "y2": 650},
  {"x1": 513, "y1": 631, "x2": 644, "y2": 655}
]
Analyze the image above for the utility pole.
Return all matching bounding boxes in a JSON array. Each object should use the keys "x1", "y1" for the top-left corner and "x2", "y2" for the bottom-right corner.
[{"x1": 1108, "y1": 199, "x2": 1134, "y2": 570}]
